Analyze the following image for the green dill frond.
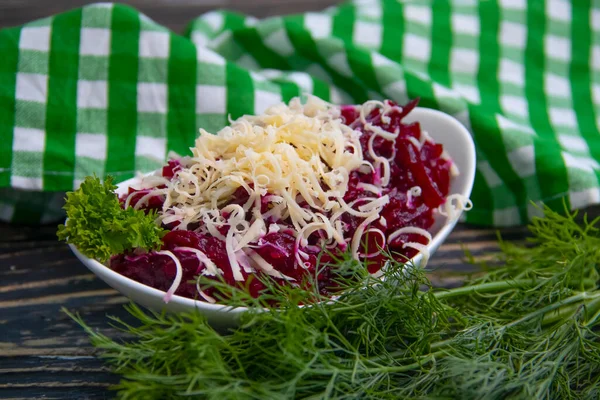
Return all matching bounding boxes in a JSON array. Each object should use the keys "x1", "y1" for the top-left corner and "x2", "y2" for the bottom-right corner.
[{"x1": 67, "y1": 207, "x2": 600, "y2": 399}]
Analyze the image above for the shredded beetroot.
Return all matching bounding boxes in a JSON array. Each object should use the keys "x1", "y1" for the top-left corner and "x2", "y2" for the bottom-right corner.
[
  {"x1": 111, "y1": 99, "x2": 454, "y2": 301},
  {"x1": 119, "y1": 187, "x2": 165, "y2": 213},
  {"x1": 162, "y1": 159, "x2": 182, "y2": 179}
]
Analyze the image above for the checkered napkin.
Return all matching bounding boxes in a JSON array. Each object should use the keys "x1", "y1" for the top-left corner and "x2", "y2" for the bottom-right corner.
[{"x1": 0, "y1": 0, "x2": 599, "y2": 226}]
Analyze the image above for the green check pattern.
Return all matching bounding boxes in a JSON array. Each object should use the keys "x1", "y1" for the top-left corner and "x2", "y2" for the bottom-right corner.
[{"x1": 1, "y1": 0, "x2": 599, "y2": 227}]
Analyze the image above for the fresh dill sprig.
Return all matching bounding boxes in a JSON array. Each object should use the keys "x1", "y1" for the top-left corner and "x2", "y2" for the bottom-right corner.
[{"x1": 66, "y1": 206, "x2": 600, "y2": 399}]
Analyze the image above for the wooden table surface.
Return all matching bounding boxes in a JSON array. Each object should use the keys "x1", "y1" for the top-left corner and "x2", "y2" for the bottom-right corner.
[
  {"x1": 0, "y1": 1, "x2": 531, "y2": 399},
  {"x1": 1, "y1": 222, "x2": 531, "y2": 399}
]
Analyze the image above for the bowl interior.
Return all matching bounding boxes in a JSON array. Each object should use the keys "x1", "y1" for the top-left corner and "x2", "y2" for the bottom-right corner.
[{"x1": 70, "y1": 107, "x2": 476, "y2": 328}]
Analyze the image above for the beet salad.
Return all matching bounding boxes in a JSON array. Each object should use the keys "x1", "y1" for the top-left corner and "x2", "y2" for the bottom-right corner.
[{"x1": 110, "y1": 96, "x2": 467, "y2": 303}]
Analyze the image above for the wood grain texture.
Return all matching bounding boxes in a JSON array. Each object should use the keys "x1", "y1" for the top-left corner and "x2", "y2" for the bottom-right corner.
[
  {"x1": 0, "y1": 0, "x2": 341, "y2": 32},
  {"x1": 0, "y1": 220, "x2": 129, "y2": 399}
]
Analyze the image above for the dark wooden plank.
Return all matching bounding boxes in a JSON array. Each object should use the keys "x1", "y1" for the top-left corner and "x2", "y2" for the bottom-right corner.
[
  {"x1": 0, "y1": 386, "x2": 115, "y2": 400},
  {"x1": 0, "y1": 0, "x2": 341, "y2": 31},
  {"x1": 0, "y1": 354, "x2": 118, "y2": 399}
]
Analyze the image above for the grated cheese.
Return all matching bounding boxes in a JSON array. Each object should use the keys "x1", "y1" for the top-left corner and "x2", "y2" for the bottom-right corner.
[
  {"x1": 244, "y1": 248, "x2": 296, "y2": 281},
  {"x1": 139, "y1": 96, "x2": 392, "y2": 268},
  {"x1": 388, "y1": 226, "x2": 433, "y2": 268},
  {"x1": 175, "y1": 246, "x2": 219, "y2": 276},
  {"x1": 156, "y1": 250, "x2": 182, "y2": 303},
  {"x1": 130, "y1": 96, "x2": 467, "y2": 302},
  {"x1": 437, "y1": 194, "x2": 473, "y2": 221},
  {"x1": 358, "y1": 228, "x2": 386, "y2": 258},
  {"x1": 350, "y1": 214, "x2": 380, "y2": 260},
  {"x1": 406, "y1": 186, "x2": 422, "y2": 207},
  {"x1": 195, "y1": 278, "x2": 216, "y2": 303},
  {"x1": 403, "y1": 242, "x2": 430, "y2": 266},
  {"x1": 388, "y1": 226, "x2": 433, "y2": 244}
]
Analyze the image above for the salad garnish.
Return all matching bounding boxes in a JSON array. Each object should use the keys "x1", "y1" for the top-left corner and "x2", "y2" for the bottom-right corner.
[{"x1": 57, "y1": 176, "x2": 166, "y2": 263}]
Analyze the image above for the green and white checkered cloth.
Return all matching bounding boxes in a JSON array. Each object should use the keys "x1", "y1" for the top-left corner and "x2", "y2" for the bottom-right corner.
[{"x1": 0, "y1": 0, "x2": 599, "y2": 226}]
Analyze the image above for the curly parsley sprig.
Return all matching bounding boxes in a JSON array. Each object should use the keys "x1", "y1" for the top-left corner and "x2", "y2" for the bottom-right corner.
[{"x1": 57, "y1": 175, "x2": 166, "y2": 263}]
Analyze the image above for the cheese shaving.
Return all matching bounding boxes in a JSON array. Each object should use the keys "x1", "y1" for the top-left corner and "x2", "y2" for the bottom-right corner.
[
  {"x1": 359, "y1": 228, "x2": 386, "y2": 258},
  {"x1": 226, "y1": 227, "x2": 245, "y2": 281},
  {"x1": 350, "y1": 214, "x2": 380, "y2": 260},
  {"x1": 388, "y1": 226, "x2": 433, "y2": 244},
  {"x1": 357, "y1": 182, "x2": 383, "y2": 195},
  {"x1": 175, "y1": 246, "x2": 219, "y2": 276},
  {"x1": 406, "y1": 136, "x2": 422, "y2": 150},
  {"x1": 156, "y1": 250, "x2": 182, "y2": 303},
  {"x1": 245, "y1": 249, "x2": 296, "y2": 281},
  {"x1": 438, "y1": 194, "x2": 473, "y2": 221},
  {"x1": 403, "y1": 242, "x2": 430, "y2": 266},
  {"x1": 406, "y1": 186, "x2": 422, "y2": 207},
  {"x1": 387, "y1": 226, "x2": 432, "y2": 268},
  {"x1": 195, "y1": 278, "x2": 217, "y2": 303}
]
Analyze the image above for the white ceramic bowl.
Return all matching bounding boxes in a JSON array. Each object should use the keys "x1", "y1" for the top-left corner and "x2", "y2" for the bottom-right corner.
[{"x1": 69, "y1": 107, "x2": 476, "y2": 329}]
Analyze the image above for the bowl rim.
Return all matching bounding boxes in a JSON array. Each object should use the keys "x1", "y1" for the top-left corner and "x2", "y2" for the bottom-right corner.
[{"x1": 70, "y1": 106, "x2": 476, "y2": 314}]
